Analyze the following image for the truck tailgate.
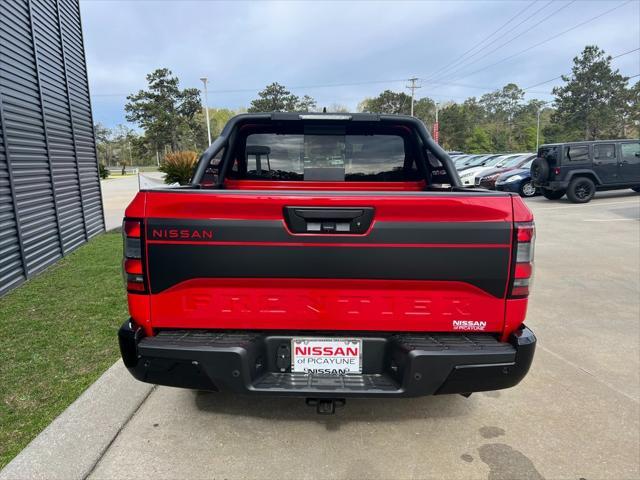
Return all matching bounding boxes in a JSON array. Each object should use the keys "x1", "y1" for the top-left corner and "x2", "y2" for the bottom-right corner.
[{"x1": 140, "y1": 190, "x2": 514, "y2": 332}]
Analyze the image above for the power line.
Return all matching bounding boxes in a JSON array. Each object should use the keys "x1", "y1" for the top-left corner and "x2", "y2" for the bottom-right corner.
[
  {"x1": 421, "y1": 0, "x2": 539, "y2": 83},
  {"x1": 429, "y1": 0, "x2": 633, "y2": 84},
  {"x1": 431, "y1": 0, "x2": 576, "y2": 87},
  {"x1": 91, "y1": 77, "x2": 410, "y2": 97},
  {"x1": 89, "y1": 76, "x2": 562, "y2": 100},
  {"x1": 90, "y1": 78, "x2": 505, "y2": 98},
  {"x1": 523, "y1": 47, "x2": 640, "y2": 91}
]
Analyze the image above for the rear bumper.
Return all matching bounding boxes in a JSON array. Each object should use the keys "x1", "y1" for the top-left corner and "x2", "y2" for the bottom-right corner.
[
  {"x1": 118, "y1": 321, "x2": 536, "y2": 398},
  {"x1": 533, "y1": 180, "x2": 568, "y2": 190},
  {"x1": 478, "y1": 179, "x2": 497, "y2": 189},
  {"x1": 496, "y1": 182, "x2": 521, "y2": 193},
  {"x1": 460, "y1": 177, "x2": 475, "y2": 186}
]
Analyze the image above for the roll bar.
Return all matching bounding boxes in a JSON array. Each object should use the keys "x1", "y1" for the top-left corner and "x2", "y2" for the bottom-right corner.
[{"x1": 190, "y1": 113, "x2": 461, "y2": 188}]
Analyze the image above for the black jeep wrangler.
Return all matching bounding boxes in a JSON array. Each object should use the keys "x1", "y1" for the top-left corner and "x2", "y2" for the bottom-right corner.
[{"x1": 531, "y1": 140, "x2": 640, "y2": 203}]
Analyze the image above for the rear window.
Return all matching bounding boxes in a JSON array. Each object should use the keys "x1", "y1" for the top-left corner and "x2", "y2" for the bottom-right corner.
[
  {"x1": 231, "y1": 129, "x2": 422, "y2": 182},
  {"x1": 504, "y1": 155, "x2": 528, "y2": 166},
  {"x1": 484, "y1": 155, "x2": 505, "y2": 166},
  {"x1": 538, "y1": 146, "x2": 559, "y2": 164}
]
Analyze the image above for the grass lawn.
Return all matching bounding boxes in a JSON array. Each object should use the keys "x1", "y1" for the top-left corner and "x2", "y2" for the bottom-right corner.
[{"x1": 0, "y1": 232, "x2": 127, "y2": 468}]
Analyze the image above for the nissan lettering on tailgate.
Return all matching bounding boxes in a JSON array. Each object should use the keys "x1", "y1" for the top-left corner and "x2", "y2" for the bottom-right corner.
[{"x1": 118, "y1": 112, "x2": 536, "y2": 414}]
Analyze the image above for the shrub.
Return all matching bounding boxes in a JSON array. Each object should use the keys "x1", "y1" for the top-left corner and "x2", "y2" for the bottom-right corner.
[
  {"x1": 98, "y1": 163, "x2": 109, "y2": 179},
  {"x1": 159, "y1": 151, "x2": 198, "y2": 185}
]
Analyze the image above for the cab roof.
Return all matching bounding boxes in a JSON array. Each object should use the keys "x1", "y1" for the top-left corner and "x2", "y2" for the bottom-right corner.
[{"x1": 541, "y1": 139, "x2": 639, "y2": 147}]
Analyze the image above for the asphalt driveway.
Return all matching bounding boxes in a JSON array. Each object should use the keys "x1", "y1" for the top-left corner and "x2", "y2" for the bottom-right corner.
[{"x1": 100, "y1": 173, "x2": 165, "y2": 230}]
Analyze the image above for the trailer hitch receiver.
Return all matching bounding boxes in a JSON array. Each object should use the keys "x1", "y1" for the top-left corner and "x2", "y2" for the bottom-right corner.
[{"x1": 306, "y1": 398, "x2": 346, "y2": 415}]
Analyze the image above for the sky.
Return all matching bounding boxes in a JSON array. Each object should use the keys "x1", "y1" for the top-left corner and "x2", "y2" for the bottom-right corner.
[{"x1": 80, "y1": 0, "x2": 640, "y2": 128}]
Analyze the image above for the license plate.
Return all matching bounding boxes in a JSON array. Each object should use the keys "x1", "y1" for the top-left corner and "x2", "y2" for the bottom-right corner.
[{"x1": 291, "y1": 338, "x2": 362, "y2": 375}]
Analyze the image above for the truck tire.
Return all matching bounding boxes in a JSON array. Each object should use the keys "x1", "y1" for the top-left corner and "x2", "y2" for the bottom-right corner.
[
  {"x1": 567, "y1": 177, "x2": 595, "y2": 203},
  {"x1": 519, "y1": 181, "x2": 537, "y2": 197},
  {"x1": 542, "y1": 189, "x2": 565, "y2": 200},
  {"x1": 530, "y1": 158, "x2": 549, "y2": 183}
]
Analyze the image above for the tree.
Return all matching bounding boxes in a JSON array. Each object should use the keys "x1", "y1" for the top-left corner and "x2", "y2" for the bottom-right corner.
[
  {"x1": 480, "y1": 83, "x2": 525, "y2": 122},
  {"x1": 359, "y1": 91, "x2": 437, "y2": 129},
  {"x1": 130, "y1": 135, "x2": 156, "y2": 166},
  {"x1": 247, "y1": 83, "x2": 317, "y2": 112},
  {"x1": 413, "y1": 97, "x2": 437, "y2": 128},
  {"x1": 94, "y1": 123, "x2": 114, "y2": 166},
  {"x1": 359, "y1": 90, "x2": 412, "y2": 115},
  {"x1": 466, "y1": 126, "x2": 493, "y2": 153},
  {"x1": 297, "y1": 95, "x2": 317, "y2": 113},
  {"x1": 511, "y1": 99, "x2": 547, "y2": 151},
  {"x1": 439, "y1": 98, "x2": 485, "y2": 151},
  {"x1": 326, "y1": 103, "x2": 350, "y2": 113},
  {"x1": 207, "y1": 108, "x2": 239, "y2": 137},
  {"x1": 626, "y1": 81, "x2": 640, "y2": 137},
  {"x1": 94, "y1": 123, "x2": 142, "y2": 167},
  {"x1": 125, "y1": 68, "x2": 204, "y2": 152},
  {"x1": 551, "y1": 46, "x2": 631, "y2": 140},
  {"x1": 480, "y1": 83, "x2": 527, "y2": 151}
]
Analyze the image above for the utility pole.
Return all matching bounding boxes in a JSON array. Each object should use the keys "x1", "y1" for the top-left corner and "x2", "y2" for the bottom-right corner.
[
  {"x1": 536, "y1": 101, "x2": 552, "y2": 152},
  {"x1": 200, "y1": 77, "x2": 212, "y2": 146},
  {"x1": 536, "y1": 108, "x2": 541, "y2": 152},
  {"x1": 433, "y1": 102, "x2": 440, "y2": 144},
  {"x1": 406, "y1": 77, "x2": 421, "y2": 117}
]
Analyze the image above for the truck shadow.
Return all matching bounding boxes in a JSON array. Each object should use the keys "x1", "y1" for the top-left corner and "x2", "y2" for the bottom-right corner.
[{"x1": 193, "y1": 391, "x2": 475, "y2": 428}]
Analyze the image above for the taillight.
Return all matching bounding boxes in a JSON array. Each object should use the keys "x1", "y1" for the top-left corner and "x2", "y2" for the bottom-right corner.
[
  {"x1": 123, "y1": 219, "x2": 146, "y2": 293},
  {"x1": 510, "y1": 222, "x2": 535, "y2": 298}
]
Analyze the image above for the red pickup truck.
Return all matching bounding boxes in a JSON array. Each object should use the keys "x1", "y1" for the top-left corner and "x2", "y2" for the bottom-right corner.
[{"x1": 118, "y1": 113, "x2": 536, "y2": 412}]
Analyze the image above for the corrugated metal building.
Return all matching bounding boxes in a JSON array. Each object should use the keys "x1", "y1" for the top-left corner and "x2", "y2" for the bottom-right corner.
[{"x1": 0, "y1": 0, "x2": 104, "y2": 295}]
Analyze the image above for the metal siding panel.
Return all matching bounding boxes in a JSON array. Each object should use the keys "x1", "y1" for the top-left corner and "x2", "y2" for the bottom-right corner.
[
  {"x1": 0, "y1": 137, "x2": 27, "y2": 293},
  {"x1": 0, "y1": 0, "x2": 103, "y2": 295},
  {"x1": 57, "y1": 0, "x2": 104, "y2": 238},
  {"x1": 33, "y1": 0, "x2": 86, "y2": 252},
  {"x1": 0, "y1": 54, "x2": 27, "y2": 294},
  {"x1": 0, "y1": 49, "x2": 37, "y2": 78},
  {"x1": 0, "y1": 0, "x2": 62, "y2": 280}
]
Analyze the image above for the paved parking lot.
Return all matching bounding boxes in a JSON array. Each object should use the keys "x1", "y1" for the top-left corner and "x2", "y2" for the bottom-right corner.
[
  {"x1": 100, "y1": 173, "x2": 165, "y2": 230},
  {"x1": 90, "y1": 191, "x2": 640, "y2": 480}
]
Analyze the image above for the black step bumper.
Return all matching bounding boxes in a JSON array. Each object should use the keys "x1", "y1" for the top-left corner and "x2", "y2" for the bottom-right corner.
[
  {"x1": 534, "y1": 180, "x2": 569, "y2": 190},
  {"x1": 118, "y1": 321, "x2": 536, "y2": 398}
]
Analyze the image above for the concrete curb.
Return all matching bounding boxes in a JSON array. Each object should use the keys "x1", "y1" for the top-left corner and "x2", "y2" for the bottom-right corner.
[{"x1": 0, "y1": 360, "x2": 153, "y2": 480}]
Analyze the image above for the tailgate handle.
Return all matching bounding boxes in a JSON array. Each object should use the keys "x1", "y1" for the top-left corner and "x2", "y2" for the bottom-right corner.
[{"x1": 284, "y1": 207, "x2": 374, "y2": 234}]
